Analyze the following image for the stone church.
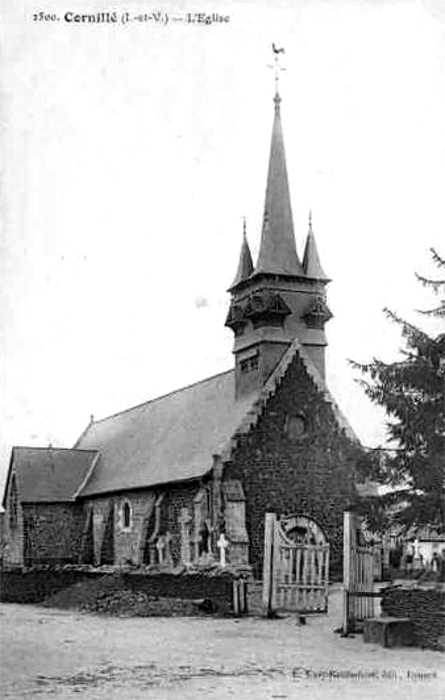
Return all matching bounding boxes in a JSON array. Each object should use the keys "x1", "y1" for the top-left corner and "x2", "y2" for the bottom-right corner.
[{"x1": 2, "y1": 88, "x2": 363, "y2": 577}]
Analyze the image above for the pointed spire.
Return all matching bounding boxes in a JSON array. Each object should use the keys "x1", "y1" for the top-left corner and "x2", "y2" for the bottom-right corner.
[
  {"x1": 230, "y1": 218, "x2": 254, "y2": 288},
  {"x1": 302, "y1": 211, "x2": 329, "y2": 281},
  {"x1": 255, "y1": 93, "x2": 302, "y2": 276}
]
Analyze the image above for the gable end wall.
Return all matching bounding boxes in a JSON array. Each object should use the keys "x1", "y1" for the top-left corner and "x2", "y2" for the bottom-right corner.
[
  {"x1": 2, "y1": 501, "x2": 24, "y2": 567},
  {"x1": 23, "y1": 503, "x2": 85, "y2": 566},
  {"x1": 225, "y1": 353, "x2": 362, "y2": 578}
]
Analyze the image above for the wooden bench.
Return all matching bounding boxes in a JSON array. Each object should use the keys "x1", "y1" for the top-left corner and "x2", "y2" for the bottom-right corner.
[{"x1": 363, "y1": 617, "x2": 414, "y2": 648}]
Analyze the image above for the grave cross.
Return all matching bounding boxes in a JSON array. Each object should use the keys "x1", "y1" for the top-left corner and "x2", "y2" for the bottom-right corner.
[
  {"x1": 156, "y1": 537, "x2": 165, "y2": 565},
  {"x1": 217, "y1": 533, "x2": 229, "y2": 568}
]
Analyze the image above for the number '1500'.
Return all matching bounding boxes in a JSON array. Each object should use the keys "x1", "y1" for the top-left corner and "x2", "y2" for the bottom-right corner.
[{"x1": 33, "y1": 12, "x2": 58, "y2": 21}]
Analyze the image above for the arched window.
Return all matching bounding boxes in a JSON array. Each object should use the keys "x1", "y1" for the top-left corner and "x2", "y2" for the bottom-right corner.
[
  {"x1": 122, "y1": 500, "x2": 132, "y2": 530},
  {"x1": 9, "y1": 474, "x2": 18, "y2": 529}
]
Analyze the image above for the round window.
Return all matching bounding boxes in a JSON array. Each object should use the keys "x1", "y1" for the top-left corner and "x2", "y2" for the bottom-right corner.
[{"x1": 286, "y1": 414, "x2": 307, "y2": 441}]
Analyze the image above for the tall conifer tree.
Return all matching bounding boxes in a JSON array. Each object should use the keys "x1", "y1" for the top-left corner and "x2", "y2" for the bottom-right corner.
[{"x1": 352, "y1": 249, "x2": 444, "y2": 532}]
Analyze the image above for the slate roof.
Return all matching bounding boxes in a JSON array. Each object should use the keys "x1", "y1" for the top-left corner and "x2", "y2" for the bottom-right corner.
[
  {"x1": 2, "y1": 339, "x2": 359, "y2": 504},
  {"x1": 3, "y1": 447, "x2": 98, "y2": 504},
  {"x1": 230, "y1": 227, "x2": 254, "y2": 289},
  {"x1": 76, "y1": 370, "x2": 258, "y2": 496},
  {"x1": 254, "y1": 94, "x2": 303, "y2": 276},
  {"x1": 302, "y1": 217, "x2": 330, "y2": 281},
  {"x1": 217, "y1": 336, "x2": 359, "y2": 463},
  {"x1": 75, "y1": 340, "x2": 360, "y2": 498}
]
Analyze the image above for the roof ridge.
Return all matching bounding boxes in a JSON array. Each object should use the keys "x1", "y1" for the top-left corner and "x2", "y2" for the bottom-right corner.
[
  {"x1": 3, "y1": 446, "x2": 99, "y2": 507},
  {"x1": 219, "y1": 337, "x2": 360, "y2": 461},
  {"x1": 73, "y1": 452, "x2": 101, "y2": 499},
  {"x1": 219, "y1": 341, "x2": 299, "y2": 460},
  {"x1": 12, "y1": 446, "x2": 99, "y2": 454},
  {"x1": 86, "y1": 368, "x2": 234, "y2": 427},
  {"x1": 293, "y1": 343, "x2": 359, "y2": 443}
]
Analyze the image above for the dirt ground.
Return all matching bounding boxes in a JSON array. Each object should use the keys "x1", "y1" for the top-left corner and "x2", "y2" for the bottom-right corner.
[{"x1": 1, "y1": 586, "x2": 443, "y2": 700}]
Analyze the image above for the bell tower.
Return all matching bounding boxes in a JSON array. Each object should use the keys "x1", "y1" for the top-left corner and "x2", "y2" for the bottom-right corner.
[{"x1": 226, "y1": 65, "x2": 332, "y2": 399}]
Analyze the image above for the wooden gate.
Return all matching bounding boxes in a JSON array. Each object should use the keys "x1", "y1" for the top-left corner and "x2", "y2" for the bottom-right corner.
[
  {"x1": 342, "y1": 509, "x2": 376, "y2": 633},
  {"x1": 262, "y1": 512, "x2": 330, "y2": 615}
]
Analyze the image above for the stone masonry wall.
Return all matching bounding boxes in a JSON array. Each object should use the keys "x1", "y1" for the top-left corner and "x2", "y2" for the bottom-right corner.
[
  {"x1": 159, "y1": 482, "x2": 201, "y2": 564},
  {"x1": 225, "y1": 353, "x2": 362, "y2": 578},
  {"x1": 0, "y1": 569, "x2": 238, "y2": 615},
  {"x1": 86, "y1": 493, "x2": 152, "y2": 567},
  {"x1": 4, "y1": 482, "x2": 205, "y2": 570},
  {"x1": 85, "y1": 482, "x2": 200, "y2": 567},
  {"x1": 21, "y1": 503, "x2": 85, "y2": 566},
  {"x1": 2, "y1": 501, "x2": 24, "y2": 567},
  {"x1": 113, "y1": 492, "x2": 154, "y2": 567},
  {"x1": 87, "y1": 496, "x2": 113, "y2": 565},
  {"x1": 381, "y1": 585, "x2": 445, "y2": 651}
]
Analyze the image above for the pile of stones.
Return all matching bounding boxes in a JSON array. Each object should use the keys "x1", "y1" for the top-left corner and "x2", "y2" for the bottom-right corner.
[{"x1": 43, "y1": 574, "x2": 215, "y2": 617}]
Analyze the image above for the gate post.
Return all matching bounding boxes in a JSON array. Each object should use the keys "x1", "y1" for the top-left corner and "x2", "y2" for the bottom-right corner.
[
  {"x1": 342, "y1": 509, "x2": 353, "y2": 634},
  {"x1": 262, "y1": 512, "x2": 276, "y2": 616}
]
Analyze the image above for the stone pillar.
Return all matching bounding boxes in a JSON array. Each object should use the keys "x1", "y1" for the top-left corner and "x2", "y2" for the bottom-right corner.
[
  {"x1": 92, "y1": 511, "x2": 105, "y2": 566},
  {"x1": 164, "y1": 531, "x2": 173, "y2": 568},
  {"x1": 222, "y1": 480, "x2": 249, "y2": 565},
  {"x1": 148, "y1": 493, "x2": 164, "y2": 565},
  {"x1": 212, "y1": 455, "x2": 224, "y2": 543},
  {"x1": 193, "y1": 488, "x2": 209, "y2": 560},
  {"x1": 179, "y1": 508, "x2": 192, "y2": 565}
]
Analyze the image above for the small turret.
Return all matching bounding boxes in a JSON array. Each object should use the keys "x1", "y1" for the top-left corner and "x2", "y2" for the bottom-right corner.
[
  {"x1": 229, "y1": 219, "x2": 254, "y2": 289},
  {"x1": 302, "y1": 212, "x2": 330, "y2": 282}
]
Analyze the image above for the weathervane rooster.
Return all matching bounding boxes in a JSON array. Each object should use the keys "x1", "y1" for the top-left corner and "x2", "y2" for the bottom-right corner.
[
  {"x1": 272, "y1": 43, "x2": 285, "y2": 55},
  {"x1": 269, "y1": 44, "x2": 286, "y2": 93}
]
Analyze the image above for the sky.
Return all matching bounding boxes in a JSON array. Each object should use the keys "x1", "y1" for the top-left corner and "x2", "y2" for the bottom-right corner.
[{"x1": 1, "y1": 0, "x2": 444, "y2": 495}]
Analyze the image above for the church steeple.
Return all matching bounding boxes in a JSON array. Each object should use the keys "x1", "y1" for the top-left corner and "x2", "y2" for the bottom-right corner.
[
  {"x1": 230, "y1": 219, "x2": 254, "y2": 288},
  {"x1": 302, "y1": 212, "x2": 330, "y2": 281},
  {"x1": 255, "y1": 92, "x2": 302, "y2": 276},
  {"x1": 226, "y1": 54, "x2": 332, "y2": 398}
]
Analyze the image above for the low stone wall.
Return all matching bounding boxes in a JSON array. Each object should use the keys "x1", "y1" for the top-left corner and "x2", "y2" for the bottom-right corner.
[
  {"x1": 0, "y1": 566, "x2": 249, "y2": 614},
  {"x1": 0, "y1": 569, "x2": 96, "y2": 604},
  {"x1": 381, "y1": 584, "x2": 445, "y2": 651},
  {"x1": 124, "y1": 571, "x2": 234, "y2": 611}
]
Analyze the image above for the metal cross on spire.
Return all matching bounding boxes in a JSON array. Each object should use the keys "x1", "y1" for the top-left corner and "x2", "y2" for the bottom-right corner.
[{"x1": 268, "y1": 43, "x2": 286, "y2": 95}]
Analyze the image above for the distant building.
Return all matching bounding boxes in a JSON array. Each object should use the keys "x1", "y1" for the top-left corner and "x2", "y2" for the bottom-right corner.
[{"x1": 2, "y1": 85, "x2": 363, "y2": 577}]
